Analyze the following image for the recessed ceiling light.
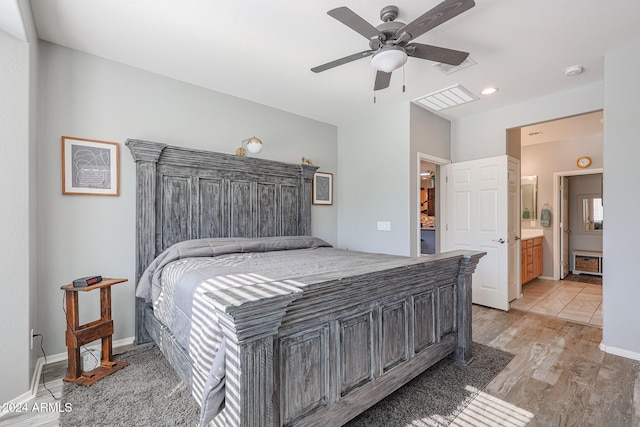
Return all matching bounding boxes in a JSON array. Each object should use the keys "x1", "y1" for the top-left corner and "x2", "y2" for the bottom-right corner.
[
  {"x1": 480, "y1": 87, "x2": 498, "y2": 95},
  {"x1": 564, "y1": 65, "x2": 583, "y2": 76}
]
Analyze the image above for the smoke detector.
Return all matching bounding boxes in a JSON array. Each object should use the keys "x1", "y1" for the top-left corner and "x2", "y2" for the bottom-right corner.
[{"x1": 564, "y1": 65, "x2": 583, "y2": 76}]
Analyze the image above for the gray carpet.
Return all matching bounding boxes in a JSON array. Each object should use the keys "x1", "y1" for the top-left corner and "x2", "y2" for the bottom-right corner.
[
  {"x1": 60, "y1": 345, "x2": 199, "y2": 426},
  {"x1": 60, "y1": 343, "x2": 512, "y2": 427}
]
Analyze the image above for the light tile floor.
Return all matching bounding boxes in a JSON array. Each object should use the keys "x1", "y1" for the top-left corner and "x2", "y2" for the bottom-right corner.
[{"x1": 510, "y1": 276, "x2": 602, "y2": 327}]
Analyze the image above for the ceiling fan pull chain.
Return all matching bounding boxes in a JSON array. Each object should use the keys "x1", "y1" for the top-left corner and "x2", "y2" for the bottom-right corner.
[
  {"x1": 373, "y1": 70, "x2": 377, "y2": 103},
  {"x1": 402, "y1": 66, "x2": 406, "y2": 93}
]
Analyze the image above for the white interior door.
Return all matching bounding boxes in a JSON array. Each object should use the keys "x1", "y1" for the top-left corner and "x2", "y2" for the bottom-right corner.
[
  {"x1": 560, "y1": 176, "x2": 570, "y2": 278},
  {"x1": 508, "y1": 159, "x2": 521, "y2": 301},
  {"x1": 442, "y1": 155, "x2": 510, "y2": 311}
]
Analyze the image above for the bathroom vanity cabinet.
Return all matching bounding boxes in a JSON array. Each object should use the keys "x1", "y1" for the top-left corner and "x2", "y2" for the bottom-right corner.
[{"x1": 522, "y1": 237, "x2": 543, "y2": 284}]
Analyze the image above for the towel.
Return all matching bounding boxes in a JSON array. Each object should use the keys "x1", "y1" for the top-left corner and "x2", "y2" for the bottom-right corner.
[{"x1": 540, "y1": 208, "x2": 551, "y2": 227}]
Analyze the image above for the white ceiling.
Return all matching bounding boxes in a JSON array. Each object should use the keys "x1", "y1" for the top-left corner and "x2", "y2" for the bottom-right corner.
[
  {"x1": 21, "y1": 0, "x2": 640, "y2": 126},
  {"x1": 520, "y1": 110, "x2": 603, "y2": 146}
]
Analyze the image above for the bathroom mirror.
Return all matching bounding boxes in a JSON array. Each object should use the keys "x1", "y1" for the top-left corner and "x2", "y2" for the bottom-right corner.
[
  {"x1": 521, "y1": 175, "x2": 537, "y2": 220},
  {"x1": 581, "y1": 195, "x2": 603, "y2": 231}
]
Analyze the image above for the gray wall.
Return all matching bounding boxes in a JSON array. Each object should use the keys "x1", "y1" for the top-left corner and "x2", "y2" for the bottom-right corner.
[
  {"x1": 602, "y1": 36, "x2": 640, "y2": 355},
  {"x1": 36, "y1": 41, "x2": 338, "y2": 357},
  {"x1": 336, "y1": 104, "x2": 450, "y2": 258},
  {"x1": 0, "y1": 29, "x2": 32, "y2": 405},
  {"x1": 337, "y1": 102, "x2": 411, "y2": 256},
  {"x1": 520, "y1": 135, "x2": 603, "y2": 277},
  {"x1": 410, "y1": 104, "x2": 451, "y2": 256}
]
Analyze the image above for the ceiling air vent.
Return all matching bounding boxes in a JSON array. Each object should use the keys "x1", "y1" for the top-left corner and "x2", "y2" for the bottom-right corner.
[
  {"x1": 433, "y1": 57, "x2": 476, "y2": 75},
  {"x1": 414, "y1": 84, "x2": 478, "y2": 112}
]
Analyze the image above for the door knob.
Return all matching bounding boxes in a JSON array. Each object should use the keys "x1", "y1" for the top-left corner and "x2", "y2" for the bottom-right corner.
[{"x1": 492, "y1": 238, "x2": 505, "y2": 244}]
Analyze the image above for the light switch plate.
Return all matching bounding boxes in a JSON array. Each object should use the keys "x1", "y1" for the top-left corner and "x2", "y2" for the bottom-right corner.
[{"x1": 377, "y1": 221, "x2": 391, "y2": 231}]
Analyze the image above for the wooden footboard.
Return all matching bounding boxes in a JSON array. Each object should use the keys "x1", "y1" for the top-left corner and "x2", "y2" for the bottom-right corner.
[{"x1": 204, "y1": 250, "x2": 484, "y2": 427}]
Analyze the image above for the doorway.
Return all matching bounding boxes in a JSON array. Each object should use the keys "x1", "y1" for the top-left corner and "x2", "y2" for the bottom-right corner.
[
  {"x1": 416, "y1": 153, "x2": 450, "y2": 257},
  {"x1": 511, "y1": 110, "x2": 604, "y2": 324},
  {"x1": 419, "y1": 160, "x2": 437, "y2": 254},
  {"x1": 553, "y1": 169, "x2": 604, "y2": 280},
  {"x1": 516, "y1": 110, "x2": 603, "y2": 280}
]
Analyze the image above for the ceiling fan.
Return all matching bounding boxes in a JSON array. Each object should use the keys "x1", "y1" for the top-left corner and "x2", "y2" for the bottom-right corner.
[{"x1": 311, "y1": 0, "x2": 475, "y2": 91}]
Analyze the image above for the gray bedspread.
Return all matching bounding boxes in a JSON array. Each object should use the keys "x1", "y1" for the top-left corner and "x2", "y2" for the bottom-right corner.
[{"x1": 137, "y1": 236, "x2": 406, "y2": 426}]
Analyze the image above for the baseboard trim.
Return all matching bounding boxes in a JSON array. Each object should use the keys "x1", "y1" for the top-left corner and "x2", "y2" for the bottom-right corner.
[
  {"x1": 599, "y1": 342, "x2": 640, "y2": 361},
  {"x1": 0, "y1": 336, "x2": 135, "y2": 418},
  {"x1": 0, "y1": 357, "x2": 45, "y2": 418}
]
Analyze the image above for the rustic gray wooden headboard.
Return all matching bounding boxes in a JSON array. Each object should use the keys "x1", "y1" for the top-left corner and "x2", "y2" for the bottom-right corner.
[{"x1": 126, "y1": 139, "x2": 318, "y2": 343}]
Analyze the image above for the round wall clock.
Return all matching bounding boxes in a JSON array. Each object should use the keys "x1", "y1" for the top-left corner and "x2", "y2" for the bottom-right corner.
[{"x1": 576, "y1": 156, "x2": 592, "y2": 168}]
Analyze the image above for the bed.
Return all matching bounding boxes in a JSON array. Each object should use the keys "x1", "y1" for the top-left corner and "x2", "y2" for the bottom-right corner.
[{"x1": 127, "y1": 139, "x2": 484, "y2": 427}]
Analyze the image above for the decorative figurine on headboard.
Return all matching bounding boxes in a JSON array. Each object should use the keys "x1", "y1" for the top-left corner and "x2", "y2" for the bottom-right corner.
[{"x1": 302, "y1": 157, "x2": 313, "y2": 165}]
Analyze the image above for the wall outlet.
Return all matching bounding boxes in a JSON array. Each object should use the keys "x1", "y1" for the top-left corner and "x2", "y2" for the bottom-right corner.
[
  {"x1": 377, "y1": 221, "x2": 391, "y2": 231},
  {"x1": 30, "y1": 329, "x2": 34, "y2": 350}
]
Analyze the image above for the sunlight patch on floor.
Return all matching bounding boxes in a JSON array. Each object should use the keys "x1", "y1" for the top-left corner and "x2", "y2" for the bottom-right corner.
[{"x1": 450, "y1": 386, "x2": 535, "y2": 426}]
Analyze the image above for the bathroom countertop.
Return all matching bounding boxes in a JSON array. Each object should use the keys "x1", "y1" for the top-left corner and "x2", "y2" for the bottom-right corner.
[{"x1": 521, "y1": 229, "x2": 544, "y2": 239}]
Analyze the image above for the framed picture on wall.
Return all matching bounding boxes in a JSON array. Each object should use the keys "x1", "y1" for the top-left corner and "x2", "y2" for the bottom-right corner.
[
  {"x1": 312, "y1": 171, "x2": 333, "y2": 205},
  {"x1": 62, "y1": 136, "x2": 120, "y2": 196}
]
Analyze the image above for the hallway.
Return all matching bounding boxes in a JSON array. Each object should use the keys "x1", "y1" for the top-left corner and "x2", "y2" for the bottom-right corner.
[{"x1": 510, "y1": 276, "x2": 602, "y2": 327}]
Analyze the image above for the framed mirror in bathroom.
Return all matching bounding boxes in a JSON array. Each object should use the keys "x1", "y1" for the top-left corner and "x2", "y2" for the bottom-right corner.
[
  {"x1": 521, "y1": 175, "x2": 537, "y2": 220},
  {"x1": 580, "y1": 194, "x2": 603, "y2": 231}
]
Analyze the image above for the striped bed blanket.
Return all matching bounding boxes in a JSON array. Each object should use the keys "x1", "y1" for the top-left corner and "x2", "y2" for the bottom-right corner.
[{"x1": 136, "y1": 236, "x2": 404, "y2": 426}]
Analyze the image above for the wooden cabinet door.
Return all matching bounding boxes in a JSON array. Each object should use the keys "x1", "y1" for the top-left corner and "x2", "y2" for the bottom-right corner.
[
  {"x1": 521, "y1": 246, "x2": 528, "y2": 284},
  {"x1": 533, "y1": 244, "x2": 543, "y2": 277}
]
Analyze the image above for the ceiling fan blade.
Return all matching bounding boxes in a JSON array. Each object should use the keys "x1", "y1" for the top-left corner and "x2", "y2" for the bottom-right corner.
[
  {"x1": 396, "y1": 0, "x2": 475, "y2": 43},
  {"x1": 407, "y1": 43, "x2": 469, "y2": 65},
  {"x1": 311, "y1": 50, "x2": 375, "y2": 73},
  {"x1": 328, "y1": 7, "x2": 385, "y2": 41},
  {"x1": 374, "y1": 71, "x2": 392, "y2": 91}
]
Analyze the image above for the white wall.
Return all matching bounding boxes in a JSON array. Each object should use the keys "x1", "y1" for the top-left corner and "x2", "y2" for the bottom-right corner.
[
  {"x1": 452, "y1": 83, "x2": 604, "y2": 162},
  {"x1": 37, "y1": 42, "x2": 338, "y2": 356},
  {"x1": 602, "y1": 37, "x2": 640, "y2": 355},
  {"x1": 337, "y1": 102, "x2": 411, "y2": 256},
  {"x1": 0, "y1": 30, "x2": 32, "y2": 404}
]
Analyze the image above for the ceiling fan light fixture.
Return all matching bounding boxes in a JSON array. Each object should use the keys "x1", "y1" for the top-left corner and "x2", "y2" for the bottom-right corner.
[{"x1": 371, "y1": 47, "x2": 407, "y2": 73}]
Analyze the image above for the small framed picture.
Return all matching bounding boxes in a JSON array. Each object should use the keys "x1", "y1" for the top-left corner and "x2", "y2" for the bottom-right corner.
[
  {"x1": 62, "y1": 136, "x2": 120, "y2": 196},
  {"x1": 313, "y1": 171, "x2": 333, "y2": 205}
]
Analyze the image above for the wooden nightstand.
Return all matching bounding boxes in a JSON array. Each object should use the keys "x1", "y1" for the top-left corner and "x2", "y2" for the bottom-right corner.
[{"x1": 60, "y1": 278, "x2": 129, "y2": 386}]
